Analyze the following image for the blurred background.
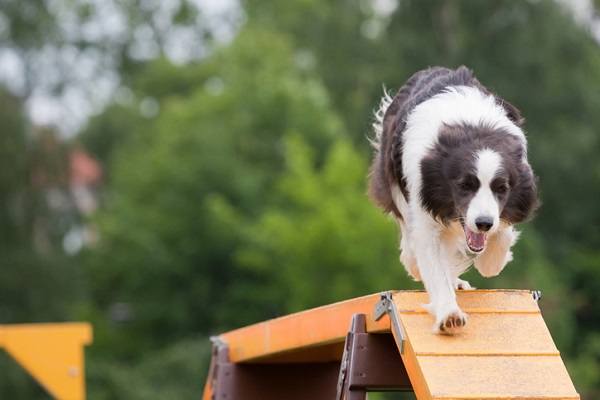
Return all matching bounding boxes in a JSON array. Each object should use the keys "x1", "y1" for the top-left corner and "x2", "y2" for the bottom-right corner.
[{"x1": 1, "y1": 0, "x2": 600, "y2": 398}]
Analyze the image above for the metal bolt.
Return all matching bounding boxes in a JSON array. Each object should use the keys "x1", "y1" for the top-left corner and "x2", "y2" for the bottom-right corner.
[{"x1": 68, "y1": 366, "x2": 79, "y2": 377}]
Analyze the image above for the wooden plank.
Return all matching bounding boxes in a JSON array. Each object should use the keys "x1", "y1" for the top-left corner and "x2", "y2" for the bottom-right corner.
[
  {"x1": 220, "y1": 293, "x2": 390, "y2": 363},
  {"x1": 392, "y1": 290, "x2": 541, "y2": 314},
  {"x1": 400, "y1": 313, "x2": 558, "y2": 356},
  {"x1": 418, "y1": 356, "x2": 579, "y2": 399},
  {"x1": 392, "y1": 290, "x2": 580, "y2": 400}
]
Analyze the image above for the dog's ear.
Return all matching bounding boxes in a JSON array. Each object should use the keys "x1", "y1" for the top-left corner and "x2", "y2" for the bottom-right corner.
[
  {"x1": 420, "y1": 153, "x2": 456, "y2": 225},
  {"x1": 467, "y1": 72, "x2": 524, "y2": 127},
  {"x1": 502, "y1": 163, "x2": 539, "y2": 223},
  {"x1": 498, "y1": 99, "x2": 524, "y2": 127}
]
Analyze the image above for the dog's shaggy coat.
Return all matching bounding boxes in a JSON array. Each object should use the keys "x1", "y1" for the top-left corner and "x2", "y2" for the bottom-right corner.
[{"x1": 369, "y1": 66, "x2": 538, "y2": 334}]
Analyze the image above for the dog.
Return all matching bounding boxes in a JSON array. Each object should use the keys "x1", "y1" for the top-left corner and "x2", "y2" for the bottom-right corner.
[{"x1": 368, "y1": 66, "x2": 538, "y2": 334}]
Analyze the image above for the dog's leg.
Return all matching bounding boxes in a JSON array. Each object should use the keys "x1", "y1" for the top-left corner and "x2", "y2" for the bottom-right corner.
[
  {"x1": 396, "y1": 217, "x2": 421, "y2": 281},
  {"x1": 412, "y1": 216, "x2": 467, "y2": 335},
  {"x1": 474, "y1": 226, "x2": 519, "y2": 277},
  {"x1": 391, "y1": 185, "x2": 421, "y2": 281}
]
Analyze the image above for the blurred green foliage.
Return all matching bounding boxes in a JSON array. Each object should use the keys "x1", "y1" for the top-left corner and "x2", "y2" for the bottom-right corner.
[
  {"x1": 83, "y1": 27, "x2": 345, "y2": 357},
  {"x1": 2, "y1": 0, "x2": 600, "y2": 398},
  {"x1": 236, "y1": 133, "x2": 421, "y2": 313}
]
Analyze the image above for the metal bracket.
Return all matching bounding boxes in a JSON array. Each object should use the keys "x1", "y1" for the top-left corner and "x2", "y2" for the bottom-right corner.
[
  {"x1": 374, "y1": 291, "x2": 406, "y2": 354},
  {"x1": 335, "y1": 316, "x2": 359, "y2": 400},
  {"x1": 531, "y1": 290, "x2": 542, "y2": 303}
]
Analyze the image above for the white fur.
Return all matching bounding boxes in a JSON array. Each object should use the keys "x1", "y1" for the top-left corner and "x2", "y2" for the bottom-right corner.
[
  {"x1": 388, "y1": 86, "x2": 525, "y2": 334},
  {"x1": 392, "y1": 184, "x2": 420, "y2": 280},
  {"x1": 474, "y1": 224, "x2": 519, "y2": 277},
  {"x1": 465, "y1": 149, "x2": 503, "y2": 233},
  {"x1": 370, "y1": 87, "x2": 394, "y2": 149}
]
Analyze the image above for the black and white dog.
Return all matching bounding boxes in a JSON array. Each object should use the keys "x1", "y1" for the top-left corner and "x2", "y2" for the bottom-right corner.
[{"x1": 369, "y1": 66, "x2": 538, "y2": 334}]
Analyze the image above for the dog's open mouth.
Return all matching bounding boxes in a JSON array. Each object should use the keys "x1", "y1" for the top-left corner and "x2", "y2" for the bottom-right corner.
[{"x1": 462, "y1": 223, "x2": 487, "y2": 253}]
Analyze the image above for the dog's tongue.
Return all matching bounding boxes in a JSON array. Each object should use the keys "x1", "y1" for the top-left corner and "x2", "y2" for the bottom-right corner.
[{"x1": 465, "y1": 227, "x2": 487, "y2": 253}]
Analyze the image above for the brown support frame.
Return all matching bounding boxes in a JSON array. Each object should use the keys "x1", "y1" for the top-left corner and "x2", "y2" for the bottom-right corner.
[
  {"x1": 206, "y1": 313, "x2": 412, "y2": 400},
  {"x1": 207, "y1": 341, "x2": 339, "y2": 400},
  {"x1": 336, "y1": 313, "x2": 412, "y2": 399}
]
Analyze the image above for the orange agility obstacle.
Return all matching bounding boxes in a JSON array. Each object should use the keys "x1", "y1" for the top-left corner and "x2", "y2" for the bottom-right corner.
[
  {"x1": 202, "y1": 290, "x2": 579, "y2": 399},
  {"x1": 0, "y1": 323, "x2": 92, "y2": 400}
]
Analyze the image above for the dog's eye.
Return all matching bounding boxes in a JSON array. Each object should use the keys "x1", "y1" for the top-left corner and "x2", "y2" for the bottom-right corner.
[
  {"x1": 458, "y1": 176, "x2": 478, "y2": 191},
  {"x1": 496, "y1": 185, "x2": 509, "y2": 193}
]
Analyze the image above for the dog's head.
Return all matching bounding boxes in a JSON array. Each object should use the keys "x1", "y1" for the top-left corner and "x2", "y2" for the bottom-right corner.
[{"x1": 420, "y1": 123, "x2": 539, "y2": 253}]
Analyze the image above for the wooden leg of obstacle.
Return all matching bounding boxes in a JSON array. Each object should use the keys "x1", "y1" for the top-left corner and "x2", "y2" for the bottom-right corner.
[
  {"x1": 0, "y1": 323, "x2": 92, "y2": 400},
  {"x1": 206, "y1": 339, "x2": 340, "y2": 400}
]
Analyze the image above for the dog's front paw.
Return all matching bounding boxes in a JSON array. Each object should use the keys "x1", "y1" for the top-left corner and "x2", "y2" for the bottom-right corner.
[
  {"x1": 436, "y1": 310, "x2": 467, "y2": 335},
  {"x1": 454, "y1": 278, "x2": 474, "y2": 290}
]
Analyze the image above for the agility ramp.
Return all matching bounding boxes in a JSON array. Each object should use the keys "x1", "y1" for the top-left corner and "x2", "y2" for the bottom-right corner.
[{"x1": 202, "y1": 290, "x2": 579, "y2": 399}]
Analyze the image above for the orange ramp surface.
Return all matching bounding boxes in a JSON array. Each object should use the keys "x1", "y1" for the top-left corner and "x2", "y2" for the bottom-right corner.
[
  {"x1": 393, "y1": 290, "x2": 578, "y2": 399},
  {"x1": 203, "y1": 290, "x2": 579, "y2": 399},
  {"x1": 0, "y1": 323, "x2": 92, "y2": 400}
]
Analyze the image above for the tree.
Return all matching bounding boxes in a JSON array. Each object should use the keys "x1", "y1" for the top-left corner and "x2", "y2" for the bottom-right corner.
[
  {"x1": 0, "y1": 0, "x2": 240, "y2": 133},
  {"x1": 0, "y1": 89, "x2": 80, "y2": 323},
  {"x1": 83, "y1": 26, "x2": 345, "y2": 359},
  {"x1": 235, "y1": 133, "x2": 421, "y2": 316}
]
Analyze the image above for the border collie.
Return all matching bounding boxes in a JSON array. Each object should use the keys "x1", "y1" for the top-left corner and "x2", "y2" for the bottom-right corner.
[{"x1": 368, "y1": 66, "x2": 538, "y2": 334}]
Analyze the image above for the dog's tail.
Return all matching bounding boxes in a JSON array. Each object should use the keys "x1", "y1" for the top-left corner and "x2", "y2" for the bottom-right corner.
[{"x1": 368, "y1": 86, "x2": 394, "y2": 149}]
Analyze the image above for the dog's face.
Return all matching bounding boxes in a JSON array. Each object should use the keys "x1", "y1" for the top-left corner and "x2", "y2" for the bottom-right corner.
[{"x1": 420, "y1": 124, "x2": 538, "y2": 253}]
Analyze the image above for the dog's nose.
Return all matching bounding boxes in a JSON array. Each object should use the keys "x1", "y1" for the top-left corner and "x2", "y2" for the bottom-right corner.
[{"x1": 475, "y1": 217, "x2": 494, "y2": 232}]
